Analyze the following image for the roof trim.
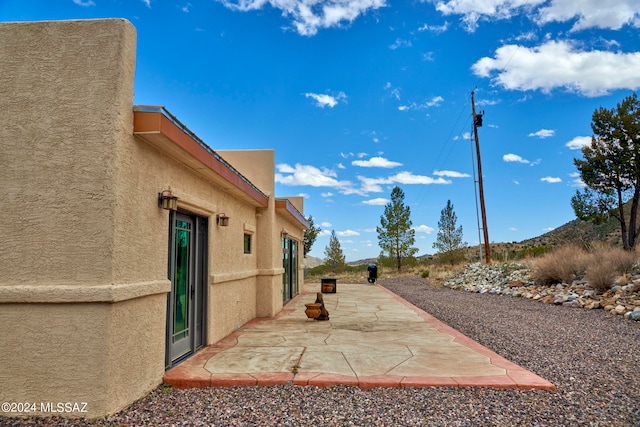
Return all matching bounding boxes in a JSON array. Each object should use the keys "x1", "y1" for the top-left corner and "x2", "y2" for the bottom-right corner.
[
  {"x1": 133, "y1": 106, "x2": 269, "y2": 208},
  {"x1": 275, "y1": 198, "x2": 309, "y2": 229}
]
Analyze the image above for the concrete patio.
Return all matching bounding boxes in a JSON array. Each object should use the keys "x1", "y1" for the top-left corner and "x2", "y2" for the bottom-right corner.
[{"x1": 164, "y1": 282, "x2": 555, "y2": 390}]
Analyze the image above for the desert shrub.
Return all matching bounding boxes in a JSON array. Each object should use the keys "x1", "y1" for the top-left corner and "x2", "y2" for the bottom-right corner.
[
  {"x1": 517, "y1": 245, "x2": 553, "y2": 259},
  {"x1": 588, "y1": 242, "x2": 637, "y2": 273},
  {"x1": 586, "y1": 260, "x2": 618, "y2": 292},
  {"x1": 420, "y1": 270, "x2": 430, "y2": 278},
  {"x1": 435, "y1": 248, "x2": 467, "y2": 266},
  {"x1": 586, "y1": 244, "x2": 637, "y2": 292},
  {"x1": 531, "y1": 245, "x2": 590, "y2": 285}
]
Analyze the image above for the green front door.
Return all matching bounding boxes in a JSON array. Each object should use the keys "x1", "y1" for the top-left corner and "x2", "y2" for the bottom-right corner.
[
  {"x1": 282, "y1": 237, "x2": 299, "y2": 303},
  {"x1": 167, "y1": 212, "x2": 207, "y2": 367}
]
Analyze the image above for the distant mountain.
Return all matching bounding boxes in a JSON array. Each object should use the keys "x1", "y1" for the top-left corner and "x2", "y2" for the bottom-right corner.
[
  {"x1": 521, "y1": 202, "x2": 639, "y2": 248},
  {"x1": 307, "y1": 211, "x2": 632, "y2": 269},
  {"x1": 303, "y1": 256, "x2": 324, "y2": 268},
  {"x1": 347, "y1": 258, "x2": 378, "y2": 266}
]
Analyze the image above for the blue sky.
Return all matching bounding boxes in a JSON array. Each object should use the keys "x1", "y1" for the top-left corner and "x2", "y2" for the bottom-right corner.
[{"x1": 3, "y1": 1, "x2": 640, "y2": 262}]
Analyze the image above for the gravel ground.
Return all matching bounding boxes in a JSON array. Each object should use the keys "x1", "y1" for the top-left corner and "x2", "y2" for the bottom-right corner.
[{"x1": 3, "y1": 276, "x2": 639, "y2": 427}]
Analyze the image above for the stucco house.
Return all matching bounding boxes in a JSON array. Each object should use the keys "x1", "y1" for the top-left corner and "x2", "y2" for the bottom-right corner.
[{"x1": 0, "y1": 18, "x2": 307, "y2": 418}]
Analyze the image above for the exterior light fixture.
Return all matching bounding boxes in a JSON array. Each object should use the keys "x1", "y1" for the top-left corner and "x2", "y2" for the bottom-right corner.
[
  {"x1": 158, "y1": 190, "x2": 178, "y2": 211},
  {"x1": 216, "y1": 213, "x2": 229, "y2": 227},
  {"x1": 281, "y1": 229, "x2": 289, "y2": 239}
]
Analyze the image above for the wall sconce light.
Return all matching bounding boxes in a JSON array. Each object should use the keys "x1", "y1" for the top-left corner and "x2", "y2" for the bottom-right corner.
[
  {"x1": 281, "y1": 229, "x2": 289, "y2": 239},
  {"x1": 158, "y1": 190, "x2": 178, "y2": 211},
  {"x1": 216, "y1": 213, "x2": 230, "y2": 227}
]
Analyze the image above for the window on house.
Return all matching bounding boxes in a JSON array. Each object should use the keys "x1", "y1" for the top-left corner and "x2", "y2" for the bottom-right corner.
[{"x1": 244, "y1": 234, "x2": 252, "y2": 254}]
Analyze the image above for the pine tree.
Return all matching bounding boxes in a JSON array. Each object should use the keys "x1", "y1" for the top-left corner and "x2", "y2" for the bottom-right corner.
[
  {"x1": 303, "y1": 215, "x2": 320, "y2": 257},
  {"x1": 376, "y1": 186, "x2": 418, "y2": 271},
  {"x1": 572, "y1": 92, "x2": 640, "y2": 250},
  {"x1": 324, "y1": 230, "x2": 345, "y2": 273},
  {"x1": 433, "y1": 200, "x2": 467, "y2": 265}
]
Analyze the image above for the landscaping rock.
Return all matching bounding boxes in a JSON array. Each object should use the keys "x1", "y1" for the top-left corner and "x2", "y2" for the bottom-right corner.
[{"x1": 442, "y1": 262, "x2": 640, "y2": 321}]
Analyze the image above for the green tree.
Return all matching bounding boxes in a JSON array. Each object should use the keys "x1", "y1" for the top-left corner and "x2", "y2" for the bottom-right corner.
[
  {"x1": 303, "y1": 215, "x2": 321, "y2": 257},
  {"x1": 376, "y1": 186, "x2": 418, "y2": 271},
  {"x1": 324, "y1": 230, "x2": 345, "y2": 273},
  {"x1": 433, "y1": 200, "x2": 467, "y2": 265},
  {"x1": 572, "y1": 92, "x2": 640, "y2": 250}
]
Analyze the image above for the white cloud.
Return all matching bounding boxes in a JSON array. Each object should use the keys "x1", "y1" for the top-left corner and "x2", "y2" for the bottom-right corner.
[
  {"x1": 321, "y1": 192, "x2": 334, "y2": 197},
  {"x1": 455, "y1": 131, "x2": 472, "y2": 141},
  {"x1": 476, "y1": 98, "x2": 499, "y2": 107},
  {"x1": 472, "y1": 40, "x2": 640, "y2": 97},
  {"x1": 357, "y1": 176, "x2": 388, "y2": 193},
  {"x1": 305, "y1": 91, "x2": 347, "y2": 108},
  {"x1": 275, "y1": 163, "x2": 354, "y2": 191},
  {"x1": 217, "y1": 0, "x2": 387, "y2": 36},
  {"x1": 541, "y1": 176, "x2": 562, "y2": 183},
  {"x1": 390, "y1": 171, "x2": 451, "y2": 185},
  {"x1": 397, "y1": 96, "x2": 444, "y2": 111},
  {"x1": 298, "y1": 193, "x2": 310, "y2": 198},
  {"x1": 337, "y1": 229, "x2": 360, "y2": 237},
  {"x1": 503, "y1": 153, "x2": 530, "y2": 163},
  {"x1": 422, "y1": 51, "x2": 435, "y2": 61},
  {"x1": 384, "y1": 82, "x2": 401, "y2": 100},
  {"x1": 390, "y1": 38, "x2": 412, "y2": 49},
  {"x1": 141, "y1": 0, "x2": 151, "y2": 7},
  {"x1": 434, "y1": 0, "x2": 546, "y2": 32},
  {"x1": 362, "y1": 198, "x2": 389, "y2": 205},
  {"x1": 414, "y1": 224, "x2": 435, "y2": 234},
  {"x1": 319, "y1": 229, "x2": 332, "y2": 236},
  {"x1": 337, "y1": 163, "x2": 346, "y2": 169},
  {"x1": 352, "y1": 156, "x2": 403, "y2": 168},
  {"x1": 433, "y1": 170, "x2": 471, "y2": 178},
  {"x1": 536, "y1": 0, "x2": 640, "y2": 31},
  {"x1": 73, "y1": 0, "x2": 95, "y2": 6},
  {"x1": 528, "y1": 129, "x2": 555, "y2": 138},
  {"x1": 425, "y1": 96, "x2": 445, "y2": 107},
  {"x1": 356, "y1": 171, "x2": 451, "y2": 194},
  {"x1": 509, "y1": 227, "x2": 518, "y2": 231},
  {"x1": 566, "y1": 136, "x2": 592, "y2": 150},
  {"x1": 418, "y1": 21, "x2": 449, "y2": 33},
  {"x1": 321, "y1": 221, "x2": 332, "y2": 227},
  {"x1": 433, "y1": 0, "x2": 640, "y2": 32},
  {"x1": 181, "y1": 3, "x2": 191, "y2": 12},
  {"x1": 570, "y1": 172, "x2": 586, "y2": 187}
]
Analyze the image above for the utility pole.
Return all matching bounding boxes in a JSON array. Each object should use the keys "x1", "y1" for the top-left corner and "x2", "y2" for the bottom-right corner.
[{"x1": 472, "y1": 91, "x2": 491, "y2": 264}]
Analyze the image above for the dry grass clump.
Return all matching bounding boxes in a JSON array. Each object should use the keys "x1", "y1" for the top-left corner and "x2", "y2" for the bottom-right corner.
[
  {"x1": 585, "y1": 245, "x2": 636, "y2": 291},
  {"x1": 531, "y1": 245, "x2": 590, "y2": 285},
  {"x1": 307, "y1": 262, "x2": 464, "y2": 286},
  {"x1": 531, "y1": 242, "x2": 638, "y2": 290}
]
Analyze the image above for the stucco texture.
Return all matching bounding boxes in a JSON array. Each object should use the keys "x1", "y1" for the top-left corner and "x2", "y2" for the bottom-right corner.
[
  {"x1": 0, "y1": 19, "x2": 168, "y2": 418},
  {"x1": 0, "y1": 18, "x2": 307, "y2": 418}
]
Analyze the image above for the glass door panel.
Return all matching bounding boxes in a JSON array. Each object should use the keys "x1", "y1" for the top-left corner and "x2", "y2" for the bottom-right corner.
[
  {"x1": 282, "y1": 238, "x2": 299, "y2": 303},
  {"x1": 282, "y1": 238, "x2": 290, "y2": 303},
  {"x1": 167, "y1": 212, "x2": 208, "y2": 368},
  {"x1": 173, "y1": 219, "x2": 191, "y2": 344}
]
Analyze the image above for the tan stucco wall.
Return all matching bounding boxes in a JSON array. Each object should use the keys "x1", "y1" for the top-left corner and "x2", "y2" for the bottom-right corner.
[
  {"x1": 0, "y1": 19, "x2": 134, "y2": 285},
  {"x1": 0, "y1": 19, "x2": 168, "y2": 418},
  {"x1": 0, "y1": 18, "x2": 306, "y2": 418},
  {"x1": 0, "y1": 303, "x2": 111, "y2": 415},
  {"x1": 217, "y1": 149, "x2": 275, "y2": 196}
]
